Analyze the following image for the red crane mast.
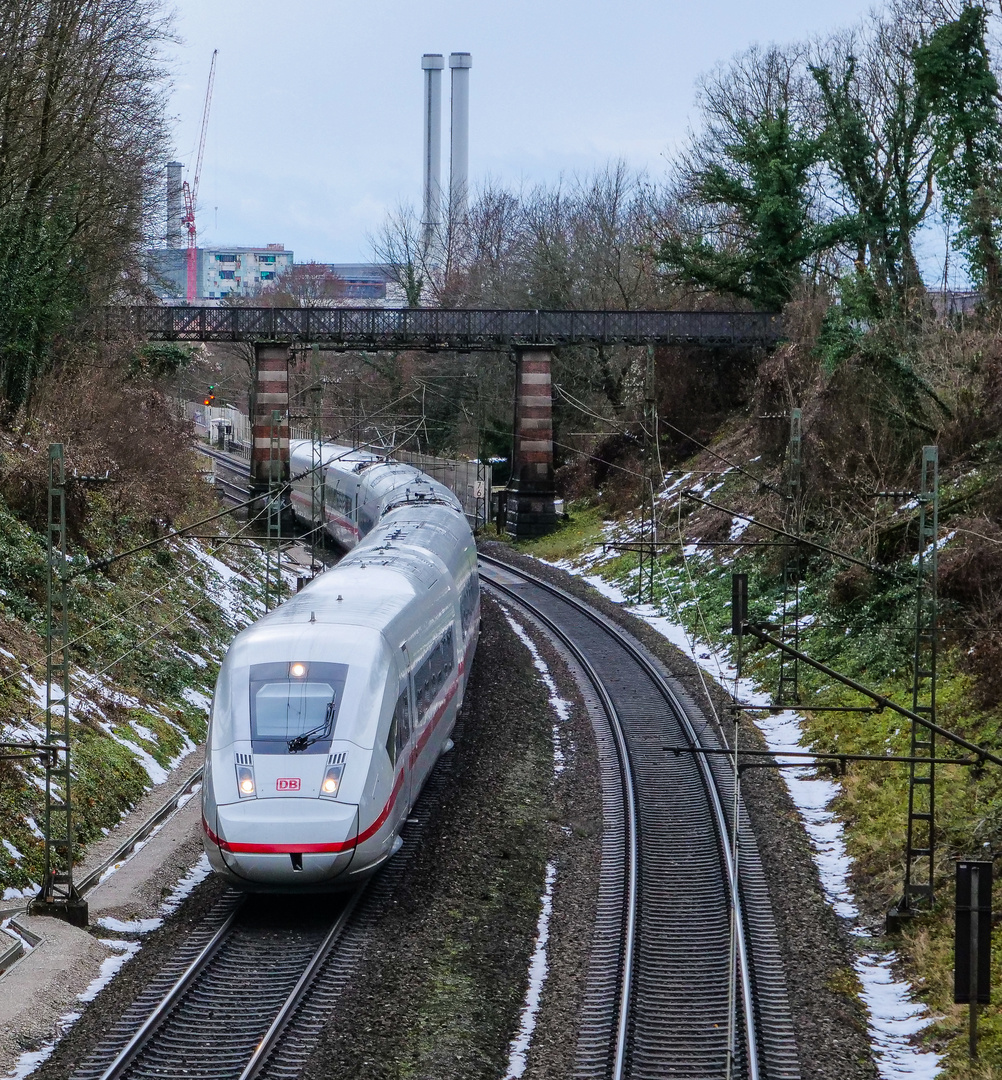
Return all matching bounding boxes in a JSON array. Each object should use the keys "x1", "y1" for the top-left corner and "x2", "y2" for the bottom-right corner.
[{"x1": 182, "y1": 50, "x2": 218, "y2": 302}]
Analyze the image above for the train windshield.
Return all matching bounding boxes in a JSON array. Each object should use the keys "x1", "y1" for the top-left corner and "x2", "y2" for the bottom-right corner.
[{"x1": 249, "y1": 662, "x2": 349, "y2": 754}]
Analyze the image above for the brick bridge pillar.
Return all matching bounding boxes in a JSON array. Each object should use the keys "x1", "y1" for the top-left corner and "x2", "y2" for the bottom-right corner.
[
  {"x1": 250, "y1": 342, "x2": 290, "y2": 496},
  {"x1": 505, "y1": 347, "x2": 558, "y2": 538}
]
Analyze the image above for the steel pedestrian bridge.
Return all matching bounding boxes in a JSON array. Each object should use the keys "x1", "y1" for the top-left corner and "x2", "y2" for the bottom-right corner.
[{"x1": 114, "y1": 306, "x2": 782, "y2": 349}]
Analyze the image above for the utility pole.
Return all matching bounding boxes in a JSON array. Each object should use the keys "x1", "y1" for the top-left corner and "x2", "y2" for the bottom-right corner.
[
  {"x1": 31, "y1": 445, "x2": 87, "y2": 925},
  {"x1": 884, "y1": 445, "x2": 940, "y2": 931},
  {"x1": 775, "y1": 408, "x2": 803, "y2": 706},
  {"x1": 637, "y1": 344, "x2": 660, "y2": 604},
  {"x1": 903, "y1": 445, "x2": 940, "y2": 911}
]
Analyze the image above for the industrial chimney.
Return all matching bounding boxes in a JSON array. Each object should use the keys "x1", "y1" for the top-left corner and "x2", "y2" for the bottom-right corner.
[
  {"x1": 448, "y1": 53, "x2": 472, "y2": 221},
  {"x1": 421, "y1": 54, "x2": 444, "y2": 254},
  {"x1": 166, "y1": 161, "x2": 184, "y2": 248}
]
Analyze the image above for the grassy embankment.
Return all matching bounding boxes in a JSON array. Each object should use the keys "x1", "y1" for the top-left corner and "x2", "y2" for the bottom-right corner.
[
  {"x1": 504, "y1": 458, "x2": 1002, "y2": 1076},
  {"x1": 0, "y1": 461, "x2": 276, "y2": 898}
]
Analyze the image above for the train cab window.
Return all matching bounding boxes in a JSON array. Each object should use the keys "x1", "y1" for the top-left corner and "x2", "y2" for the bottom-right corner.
[
  {"x1": 386, "y1": 688, "x2": 412, "y2": 765},
  {"x1": 414, "y1": 628, "x2": 454, "y2": 720},
  {"x1": 249, "y1": 661, "x2": 349, "y2": 754}
]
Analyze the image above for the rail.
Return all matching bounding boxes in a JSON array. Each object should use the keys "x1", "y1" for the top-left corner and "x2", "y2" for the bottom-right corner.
[
  {"x1": 477, "y1": 560, "x2": 641, "y2": 1080},
  {"x1": 91, "y1": 889, "x2": 362, "y2": 1080},
  {"x1": 479, "y1": 552, "x2": 800, "y2": 1078}
]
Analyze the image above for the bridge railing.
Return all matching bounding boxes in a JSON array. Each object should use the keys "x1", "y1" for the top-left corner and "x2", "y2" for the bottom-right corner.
[{"x1": 114, "y1": 306, "x2": 782, "y2": 348}]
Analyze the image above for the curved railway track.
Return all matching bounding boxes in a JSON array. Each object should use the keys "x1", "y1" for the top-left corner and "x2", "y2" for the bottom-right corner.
[
  {"x1": 478, "y1": 552, "x2": 800, "y2": 1080},
  {"x1": 195, "y1": 444, "x2": 252, "y2": 505}
]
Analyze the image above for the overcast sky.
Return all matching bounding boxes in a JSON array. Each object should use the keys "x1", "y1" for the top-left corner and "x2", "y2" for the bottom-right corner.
[{"x1": 166, "y1": 0, "x2": 880, "y2": 264}]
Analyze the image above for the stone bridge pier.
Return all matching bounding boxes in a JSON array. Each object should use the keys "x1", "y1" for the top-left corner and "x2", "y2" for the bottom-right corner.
[
  {"x1": 505, "y1": 347, "x2": 558, "y2": 538},
  {"x1": 250, "y1": 342, "x2": 290, "y2": 497}
]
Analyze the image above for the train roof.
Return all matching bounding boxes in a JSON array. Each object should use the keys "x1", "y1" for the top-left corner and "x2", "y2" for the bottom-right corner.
[
  {"x1": 289, "y1": 440, "x2": 379, "y2": 474},
  {"x1": 266, "y1": 565, "x2": 421, "y2": 628}
]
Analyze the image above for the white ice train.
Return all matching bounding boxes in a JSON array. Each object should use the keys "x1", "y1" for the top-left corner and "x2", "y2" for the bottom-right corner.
[{"x1": 201, "y1": 440, "x2": 480, "y2": 890}]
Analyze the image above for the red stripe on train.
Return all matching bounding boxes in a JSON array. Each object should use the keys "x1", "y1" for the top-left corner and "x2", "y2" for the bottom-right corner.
[{"x1": 203, "y1": 770, "x2": 406, "y2": 854}]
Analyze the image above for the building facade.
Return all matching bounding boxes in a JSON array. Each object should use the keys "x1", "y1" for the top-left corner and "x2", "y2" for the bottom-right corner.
[
  {"x1": 202, "y1": 245, "x2": 294, "y2": 299},
  {"x1": 147, "y1": 244, "x2": 295, "y2": 301},
  {"x1": 145, "y1": 250, "x2": 410, "y2": 306}
]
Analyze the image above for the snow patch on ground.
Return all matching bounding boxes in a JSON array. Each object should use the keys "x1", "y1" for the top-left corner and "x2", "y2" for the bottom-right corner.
[
  {"x1": 185, "y1": 541, "x2": 261, "y2": 627},
  {"x1": 2, "y1": 840, "x2": 23, "y2": 862},
  {"x1": 181, "y1": 687, "x2": 212, "y2": 713},
  {"x1": 77, "y1": 940, "x2": 141, "y2": 1002},
  {"x1": 94, "y1": 916, "x2": 163, "y2": 935},
  {"x1": 501, "y1": 611, "x2": 573, "y2": 777},
  {"x1": 1, "y1": 882, "x2": 39, "y2": 902},
  {"x1": 93, "y1": 720, "x2": 167, "y2": 785},
  {"x1": 160, "y1": 853, "x2": 212, "y2": 917},
  {"x1": 729, "y1": 515, "x2": 751, "y2": 541},
  {"x1": 503, "y1": 862, "x2": 557, "y2": 1079}
]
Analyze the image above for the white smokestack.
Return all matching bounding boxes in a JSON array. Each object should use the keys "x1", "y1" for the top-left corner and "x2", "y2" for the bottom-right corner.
[
  {"x1": 166, "y1": 160, "x2": 184, "y2": 248},
  {"x1": 421, "y1": 54, "x2": 444, "y2": 254},
  {"x1": 449, "y1": 52, "x2": 472, "y2": 221}
]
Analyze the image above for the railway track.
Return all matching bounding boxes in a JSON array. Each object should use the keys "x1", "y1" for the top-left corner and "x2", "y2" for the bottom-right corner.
[
  {"x1": 63, "y1": 541, "x2": 799, "y2": 1079},
  {"x1": 478, "y1": 552, "x2": 800, "y2": 1080},
  {"x1": 195, "y1": 444, "x2": 252, "y2": 505},
  {"x1": 72, "y1": 889, "x2": 362, "y2": 1080}
]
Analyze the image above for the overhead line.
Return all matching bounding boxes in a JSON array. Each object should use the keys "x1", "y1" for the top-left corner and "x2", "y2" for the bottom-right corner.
[{"x1": 682, "y1": 491, "x2": 904, "y2": 579}]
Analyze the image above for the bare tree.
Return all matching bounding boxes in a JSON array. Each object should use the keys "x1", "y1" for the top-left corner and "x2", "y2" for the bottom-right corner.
[
  {"x1": 255, "y1": 262, "x2": 346, "y2": 307},
  {"x1": 0, "y1": 0, "x2": 174, "y2": 413},
  {"x1": 371, "y1": 203, "x2": 430, "y2": 307}
]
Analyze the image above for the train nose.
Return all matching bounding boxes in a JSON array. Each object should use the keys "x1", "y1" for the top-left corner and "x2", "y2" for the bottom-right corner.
[{"x1": 208, "y1": 799, "x2": 359, "y2": 887}]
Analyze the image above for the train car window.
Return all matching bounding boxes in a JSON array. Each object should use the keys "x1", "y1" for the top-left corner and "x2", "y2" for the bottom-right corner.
[
  {"x1": 414, "y1": 629, "x2": 455, "y2": 720},
  {"x1": 249, "y1": 661, "x2": 349, "y2": 754},
  {"x1": 386, "y1": 712, "x2": 396, "y2": 766},
  {"x1": 460, "y1": 574, "x2": 479, "y2": 637},
  {"x1": 329, "y1": 489, "x2": 352, "y2": 518},
  {"x1": 386, "y1": 688, "x2": 411, "y2": 764},
  {"x1": 414, "y1": 654, "x2": 435, "y2": 718},
  {"x1": 393, "y1": 689, "x2": 411, "y2": 759}
]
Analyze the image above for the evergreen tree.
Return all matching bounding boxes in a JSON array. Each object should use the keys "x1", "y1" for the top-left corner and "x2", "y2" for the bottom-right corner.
[
  {"x1": 913, "y1": 5, "x2": 1002, "y2": 302},
  {"x1": 658, "y1": 109, "x2": 843, "y2": 310}
]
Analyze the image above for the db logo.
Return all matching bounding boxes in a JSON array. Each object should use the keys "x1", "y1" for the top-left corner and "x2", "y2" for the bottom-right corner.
[{"x1": 277, "y1": 778, "x2": 301, "y2": 791}]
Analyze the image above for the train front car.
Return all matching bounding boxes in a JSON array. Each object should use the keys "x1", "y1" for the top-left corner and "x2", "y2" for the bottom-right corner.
[
  {"x1": 201, "y1": 453, "x2": 479, "y2": 892},
  {"x1": 202, "y1": 570, "x2": 423, "y2": 890}
]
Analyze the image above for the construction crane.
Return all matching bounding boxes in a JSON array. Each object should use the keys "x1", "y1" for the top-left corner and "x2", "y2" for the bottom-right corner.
[{"x1": 182, "y1": 49, "x2": 218, "y2": 302}]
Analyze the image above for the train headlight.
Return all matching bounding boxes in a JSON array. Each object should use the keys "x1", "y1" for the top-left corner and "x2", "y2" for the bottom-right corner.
[
  {"x1": 290, "y1": 662, "x2": 307, "y2": 678},
  {"x1": 320, "y1": 763, "x2": 344, "y2": 798},
  {"x1": 236, "y1": 764, "x2": 256, "y2": 798}
]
